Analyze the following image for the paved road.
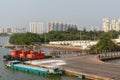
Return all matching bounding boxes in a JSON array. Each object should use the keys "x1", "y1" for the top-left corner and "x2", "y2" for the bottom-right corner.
[{"x1": 62, "y1": 55, "x2": 120, "y2": 80}]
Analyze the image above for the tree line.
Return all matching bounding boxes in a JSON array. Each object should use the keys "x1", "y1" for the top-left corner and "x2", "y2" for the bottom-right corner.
[
  {"x1": 9, "y1": 30, "x2": 120, "y2": 52},
  {"x1": 9, "y1": 30, "x2": 120, "y2": 45}
]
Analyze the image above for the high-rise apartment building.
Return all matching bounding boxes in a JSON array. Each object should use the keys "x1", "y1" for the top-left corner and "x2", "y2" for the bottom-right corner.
[
  {"x1": 0, "y1": 27, "x2": 4, "y2": 33},
  {"x1": 90, "y1": 26, "x2": 99, "y2": 31},
  {"x1": 116, "y1": 19, "x2": 120, "y2": 31},
  {"x1": 0, "y1": 27, "x2": 12, "y2": 33},
  {"x1": 11, "y1": 27, "x2": 26, "y2": 33},
  {"x1": 29, "y1": 22, "x2": 43, "y2": 34},
  {"x1": 11, "y1": 28, "x2": 17, "y2": 33},
  {"x1": 48, "y1": 22, "x2": 77, "y2": 32},
  {"x1": 103, "y1": 18, "x2": 120, "y2": 32},
  {"x1": 111, "y1": 19, "x2": 116, "y2": 31},
  {"x1": 0, "y1": 26, "x2": 26, "y2": 34},
  {"x1": 103, "y1": 18, "x2": 110, "y2": 32}
]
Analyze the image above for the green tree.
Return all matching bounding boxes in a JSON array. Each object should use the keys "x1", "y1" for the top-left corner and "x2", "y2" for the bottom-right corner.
[
  {"x1": 90, "y1": 33, "x2": 119, "y2": 53},
  {"x1": 9, "y1": 32, "x2": 41, "y2": 45}
]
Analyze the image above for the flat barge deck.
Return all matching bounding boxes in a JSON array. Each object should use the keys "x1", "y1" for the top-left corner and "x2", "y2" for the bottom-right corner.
[{"x1": 6, "y1": 61, "x2": 63, "y2": 76}]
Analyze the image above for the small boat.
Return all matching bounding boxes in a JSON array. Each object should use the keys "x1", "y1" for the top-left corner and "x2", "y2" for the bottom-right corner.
[{"x1": 6, "y1": 61, "x2": 64, "y2": 76}]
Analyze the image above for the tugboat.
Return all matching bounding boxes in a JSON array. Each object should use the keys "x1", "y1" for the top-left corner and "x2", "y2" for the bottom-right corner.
[
  {"x1": 6, "y1": 61, "x2": 64, "y2": 76},
  {"x1": 3, "y1": 49, "x2": 45, "y2": 61}
]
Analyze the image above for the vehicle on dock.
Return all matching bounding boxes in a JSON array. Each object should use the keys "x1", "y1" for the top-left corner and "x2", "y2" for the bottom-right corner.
[
  {"x1": 3, "y1": 49, "x2": 45, "y2": 61},
  {"x1": 6, "y1": 61, "x2": 64, "y2": 76}
]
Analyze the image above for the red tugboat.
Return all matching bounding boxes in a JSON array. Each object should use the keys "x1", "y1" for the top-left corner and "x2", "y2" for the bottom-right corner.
[
  {"x1": 10, "y1": 50, "x2": 21, "y2": 59},
  {"x1": 3, "y1": 49, "x2": 45, "y2": 61},
  {"x1": 27, "y1": 50, "x2": 45, "y2": 59}
]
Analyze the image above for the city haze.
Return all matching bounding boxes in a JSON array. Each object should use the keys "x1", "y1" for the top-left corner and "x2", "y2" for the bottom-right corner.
[{"x1": 0, "y1": 0, "x2": 120, "y2": 30}]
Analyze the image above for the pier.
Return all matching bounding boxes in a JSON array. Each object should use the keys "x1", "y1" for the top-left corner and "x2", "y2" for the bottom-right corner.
[
  {"x1": 62, "y1": 54, "x2": 120, "y2": 80},
  {"x1": 24, "y1": 52, "x2": 120, "y2": 80},
  {"x1": 98, "y1": 52, "x2": 120, "y2": 60}
]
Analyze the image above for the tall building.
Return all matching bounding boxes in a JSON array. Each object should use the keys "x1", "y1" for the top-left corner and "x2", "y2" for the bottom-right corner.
[
  {"x1": 116, "y1": 19, "x2": 120, "y2": 31},
  {"x1": 0, "y1": 27, "x2": 12, "y2": 33},
  {"x1": 0, "y1": 26, "x2": 26, "y2": 34},
  {"x1": 29, "y1": 22, "x2": 36, "y2": 33},
  {"x1": 103, "y1": 18, "x2": 110, "y2": 32},
  {"x1": 29, "y1": 22, "x2": 43, "y2": 34},
  {"x1": 11, "y1": 28, "x2": 17, "y2": 33},
  {"x1": 90, "y1": 26, "x2": 99, "y2": 31},
  {"x1": 111, "y1": 19, "x2": 116, "y2": 31},
  {"x1": 0, "y1": 27, "x2": 4, "y2": 33},
  {"x1": 102, "y1": 18, "x2": 120, "y2": 32},
  {"x1": 48, "y1": 22, "x2": 77, "y2": 32},
  {"x1": 11, "y1": 27, "x2": 26, "y2": 33}
]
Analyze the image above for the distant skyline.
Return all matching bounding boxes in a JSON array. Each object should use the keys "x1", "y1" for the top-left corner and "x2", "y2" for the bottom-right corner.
[{"x1": 0, "y1": 0, "x2": 120, "y2": 30}]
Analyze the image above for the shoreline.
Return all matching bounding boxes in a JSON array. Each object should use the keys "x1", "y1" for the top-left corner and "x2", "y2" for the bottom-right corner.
[
  {"x1": 61, "y1": 54, "x2": 120, "y2": 80},
  {"x1": 4, "y1": 44, "x2": 120, "y2": 79},
  {"x1": 40, "y1": 44, "x2": 83, "y2": 51}
]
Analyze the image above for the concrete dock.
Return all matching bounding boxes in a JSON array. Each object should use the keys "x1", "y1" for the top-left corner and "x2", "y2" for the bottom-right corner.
[
  {"x1": 62, "y1": 55, "x2": 120, "y2": 80},
  {"x1": 25, "y1": 52, "x2": 120, "y2": 80}
]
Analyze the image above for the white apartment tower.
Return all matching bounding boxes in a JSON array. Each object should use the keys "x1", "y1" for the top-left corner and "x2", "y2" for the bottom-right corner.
[
  {"x1": 90, "y1": 26, "x2": 99, "y2": 31},
  {"x1": 111, "y1": 19, "x2": 116, "y2": 31},
  {"x1": 103, "y1": 18, "x2": 110, "y2": 32},
  {"x1": 116, "y1": 19, "x2": 120, "y2": 31},
  {"x1": 11, "y1": 28, "x2": 17, "y2": 33},
  {"x1": 0, "y1": 27, "x2": 4, "y2": 33},
  {"x1": 29, "y1": 22, "x2": 36, "y2": 33},
  {"x1": 103, "y1": 18, "x2": 120, "y2": 32},
  {"x1": 29, "y1": 22, "x2": 43, "y2": 34},
  {"x1": 0, "y1": 27, "x2": 11, "y2": 33}
]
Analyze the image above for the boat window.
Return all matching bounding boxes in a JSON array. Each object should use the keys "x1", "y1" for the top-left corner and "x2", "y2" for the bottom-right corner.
[
  {"x1": 54, "y1": 68, "x2": 59, "y2": 72},
  {"x1": 13, "y1": 61, "x2": 20, "y2": 64}
]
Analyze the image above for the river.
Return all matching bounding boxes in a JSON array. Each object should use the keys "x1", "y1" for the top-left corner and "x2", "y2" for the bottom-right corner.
[
  {"x1": 0, "y1": 36, "x2": 120, "y2": 80},
  {"x1": 0, "y1": 36, "x2": 78, "y2": 80},
  {"x1": 106, "y1": 59, "x2": 120, "y2": 64}
]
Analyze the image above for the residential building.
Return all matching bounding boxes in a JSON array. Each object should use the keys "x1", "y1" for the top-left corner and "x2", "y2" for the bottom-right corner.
[
  {"x1": 29, "y1": 22, "x2": 43, "y2": 34},
  {"x1": 116, "y1": 19, "x2": 120, "y2": 31},
  {"x1": 48, "y1": 22, "x2": 77, "y2": 32},
  {"x1": 0, "y1": 27, "x2": 12, "y2": 33},
  {"x1": 0, "y1": 26, "x2": 26, "y2": 34},
  {"x1": 11, "y1": 27, "x2": 26, "y2": 33},
  {"x1": 103, "y1": 18, "x2": 110, "y2": 32},
  {"x1": 103, "y1": 18, "x2": 120, "y2": 32},
  {"x1": 0, "y1": 27, "x2": 4, "y2": 33},
  {"x1": 90, "y1": 26, "x2": 99, "y2": 31}
]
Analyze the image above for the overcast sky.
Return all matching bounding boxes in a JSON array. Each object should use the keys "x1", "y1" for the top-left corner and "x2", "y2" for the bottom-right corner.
[{"x1": 0, "y1": 0, "x2": 120, "y2": 30}]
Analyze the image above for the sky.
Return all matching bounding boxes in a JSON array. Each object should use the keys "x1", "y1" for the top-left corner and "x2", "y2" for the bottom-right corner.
[{"x1": 0, "y1": 0, "x2": 120, "y2": 30}]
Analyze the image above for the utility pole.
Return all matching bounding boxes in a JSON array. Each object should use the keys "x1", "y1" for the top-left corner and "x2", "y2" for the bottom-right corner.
[
  {"x1": 80, "y1": 31, "x2": 81, "y2": 40},
  {"x1": 44, "y1": 34, "x2": 46, "y2": 44}
]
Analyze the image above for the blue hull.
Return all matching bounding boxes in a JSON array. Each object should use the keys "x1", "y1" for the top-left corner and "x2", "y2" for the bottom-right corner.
[{"x1": 6, "y1": 64, "x2": 63, "y2": 76}]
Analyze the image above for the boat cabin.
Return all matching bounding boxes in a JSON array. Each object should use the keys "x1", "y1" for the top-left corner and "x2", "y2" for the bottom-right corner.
[{"x1": 7, "y1": 61, "x2": 20, "y2": 66}]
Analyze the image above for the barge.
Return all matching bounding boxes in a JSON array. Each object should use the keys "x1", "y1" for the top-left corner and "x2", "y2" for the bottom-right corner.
[{"x1": 6, "y1": 61, "x2": 64, "y2": 76}]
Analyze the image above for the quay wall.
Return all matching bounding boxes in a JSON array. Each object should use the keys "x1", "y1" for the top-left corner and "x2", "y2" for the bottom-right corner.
[
  {"x1": 62, "y1": 53, "x2": 120, "y2": 80},
  {"x1": 65, "y1": 69, "x2": 111, "y2": 80}
]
